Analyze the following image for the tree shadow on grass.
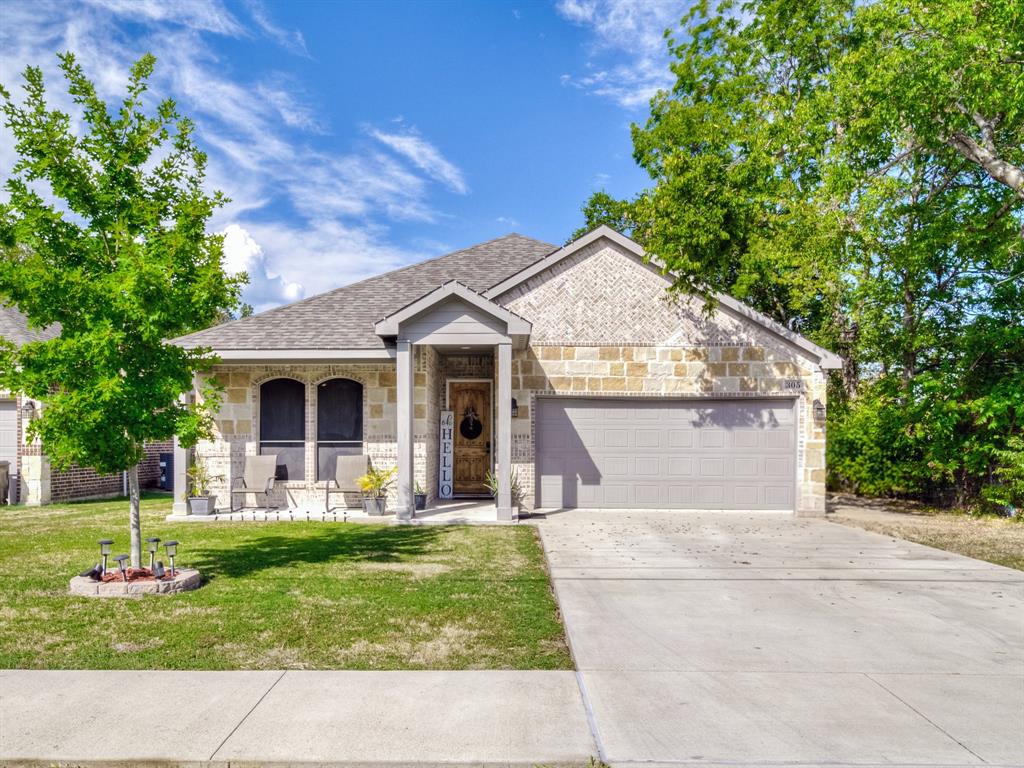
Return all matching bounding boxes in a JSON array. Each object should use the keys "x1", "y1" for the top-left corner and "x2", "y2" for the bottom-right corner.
[{"x1": 184, "y1": 524, "x2": 448, "y2": 581}]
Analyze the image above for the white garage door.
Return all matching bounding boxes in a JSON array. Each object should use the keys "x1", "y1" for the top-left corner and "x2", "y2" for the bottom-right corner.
[{"x1": 535, "y1": 398, "x2": 797, "y2": 510}]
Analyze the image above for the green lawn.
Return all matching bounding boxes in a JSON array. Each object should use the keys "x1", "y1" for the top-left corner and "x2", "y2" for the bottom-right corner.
[{"x1": 0, "y1": 494, "x2": 572, "y2": 670}]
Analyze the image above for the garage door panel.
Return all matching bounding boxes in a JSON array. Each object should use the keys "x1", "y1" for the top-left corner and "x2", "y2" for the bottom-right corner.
[
  {"x1": 734, "y1": 457, "x2": 758, "y2": 477},
  {"x1": 536, "y1": 397, "x2": 796, "y2": 511},
  {"x1": 700, "y1": 430, "x2": 726, "y2": 448},
  {"x1": 764, "y1": 456, "x2": 792, "y2": 478},
  {"x1": 636, "y1": 429, "x2": 661, "y2": 448},
  {"x1": 603, "y1": 456, "x2": 629, "y2": 477},
  {"x1": 668, "y1": 430, "x2": 694, "y2": 448},
  {"x1": 765, "y1": 485, "x2": 792, "y2": 506},
  {"x1": 634, "y1": 484, "x2": 660, "y2": 505},
  {"x1": 634, "y1": 456, "x2": 660, "y2": 476},
  {"x1": 602, "y1": 428, "x2": 626, "y2": 448},
  {"x1": 734, "y1": 485, "x2": 760, "y2": 507}
]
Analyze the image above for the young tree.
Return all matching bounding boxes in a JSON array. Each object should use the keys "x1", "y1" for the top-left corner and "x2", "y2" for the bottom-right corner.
[{"x1": 0, "y1": 53, "x2": 244, "y2": 565}]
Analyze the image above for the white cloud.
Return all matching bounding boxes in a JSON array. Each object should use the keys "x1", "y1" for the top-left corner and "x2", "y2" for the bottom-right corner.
[
  {"x1": 368, "y1": 128, "x2": 470, "y2": 195},
  {"x1": 243, "y1": 0, "x2": 310, "y2": 57},
  {"x1": 221, "y1": 224, "x2": 303, "y2": 311},
  {"x1": 556, "y1": 0, "x2": 680, "y2": 109},
  {"x1": 1, "y1": 1, "x2": 467, "y2": 310},
  {"x1": 81, "y1": 0, "x2": 245, "y2": 36},
  {"x1": 496, "y1": 215, "x2": 520, "y2": 228}
]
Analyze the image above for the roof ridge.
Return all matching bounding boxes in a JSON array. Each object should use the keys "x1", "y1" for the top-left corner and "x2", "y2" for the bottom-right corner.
[{"x1": 178, "y1": 233, "x2": 555, "y2": 343}]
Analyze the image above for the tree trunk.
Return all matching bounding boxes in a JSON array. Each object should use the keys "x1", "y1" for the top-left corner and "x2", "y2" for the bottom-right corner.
[{"x1": 128, "y1": 464, "x2": 142, "y2": 568}]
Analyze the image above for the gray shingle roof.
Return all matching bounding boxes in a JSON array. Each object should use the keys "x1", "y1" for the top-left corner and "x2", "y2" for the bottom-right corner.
[
  {"x1": 0, "y1": 306, "x2": 60, "y2": 347},
  {"x1": 175, "y1": 233, "x2": 556, "y2": 350}
]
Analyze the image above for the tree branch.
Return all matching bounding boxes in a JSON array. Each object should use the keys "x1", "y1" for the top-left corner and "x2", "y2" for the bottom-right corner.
[{"x1": 945, "y1": 130, "x2": 1024, "y2": 197}]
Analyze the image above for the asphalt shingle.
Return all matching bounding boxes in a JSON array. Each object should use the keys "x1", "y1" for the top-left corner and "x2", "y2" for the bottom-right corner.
[
  {"x1": 0, "y1": 306, "x2": 60, "y2": 347},
  {"x1": 175, "y1": 233, "x2": 556, "y2": 350}
]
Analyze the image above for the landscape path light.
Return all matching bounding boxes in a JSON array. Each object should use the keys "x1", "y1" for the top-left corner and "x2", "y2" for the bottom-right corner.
[
  {"x1": 114, "y1": 554, "x2": 129, "y2": 582},
  {"x1": 145, "y1": 537, "x2": 161, "y2": 569},
  {"x1": 164, "y1": 540, "x2": 178, "y2": 576},
  {"x1": 98, "y1": 539, "x2": 113, "y2": 576}
]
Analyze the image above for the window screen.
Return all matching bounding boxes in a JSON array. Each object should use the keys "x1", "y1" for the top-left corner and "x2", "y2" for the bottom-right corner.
[
  {"x1": 259, "y1": 378, "x2": 305, "y2": 481},
  {"x1": 317, "y1": 378, "x2": 363, "y2": 480}
]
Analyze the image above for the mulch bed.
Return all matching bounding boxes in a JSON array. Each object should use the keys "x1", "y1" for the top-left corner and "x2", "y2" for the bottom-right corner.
[{"x1": 99, "y1": 567, "x2": 174, "y2": 583}]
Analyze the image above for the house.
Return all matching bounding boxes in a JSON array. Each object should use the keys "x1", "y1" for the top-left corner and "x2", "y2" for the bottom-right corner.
[
  {"x1": 0, "y1": 307, "x2": 171, "y2": 504},
  {"x1": 173, "y1": 226, "x2": 841, "y2": 519}
]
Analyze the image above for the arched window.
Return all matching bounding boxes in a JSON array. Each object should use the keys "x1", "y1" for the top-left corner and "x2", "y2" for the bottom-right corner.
[
  {"x1": 317, "y1": 378, "x2": 363, "y2": 480},
  {"x1": 259, "y1": 378, "x2": 305, "y2": 481}
]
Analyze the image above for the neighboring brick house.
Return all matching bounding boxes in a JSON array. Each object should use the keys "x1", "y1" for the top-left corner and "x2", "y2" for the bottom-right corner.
[
  {"x1": 0, "y1": 307, "x2": 171, "y2": 505},
  {"x1": 174, "y1": 226, "x2": 842, "y2": 520}
]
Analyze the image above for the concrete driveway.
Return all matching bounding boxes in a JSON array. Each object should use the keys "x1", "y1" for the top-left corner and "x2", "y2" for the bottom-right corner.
[{"x1": 538, "y1": 511, "x2": 1024, "y2": 767}]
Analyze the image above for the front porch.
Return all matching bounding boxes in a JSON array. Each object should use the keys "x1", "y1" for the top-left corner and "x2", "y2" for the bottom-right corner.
[
  {"x1": 174, "y1": 282, "x2": 528, "y2": 524},
  {"x1": 165, "y1": 498, "x2": 512, "y2": 525},
  {"x1": 378, "y1": 281, "x2": 530, "y2": 522}
]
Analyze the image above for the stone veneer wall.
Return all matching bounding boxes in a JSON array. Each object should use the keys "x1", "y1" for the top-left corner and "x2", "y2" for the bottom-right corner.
[
  {"x1": 507, "y1": 344, "x2": 826, "y2": 514},
  {"x1": 198, "y1": 357, "x2": 439, "y2": 511},
  {"x1": 497, "y1": 239, "x2": 829, "y2": 516}
]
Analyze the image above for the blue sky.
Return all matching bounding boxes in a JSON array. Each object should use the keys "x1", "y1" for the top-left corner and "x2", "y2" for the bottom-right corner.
[{"x1": 0, "y1": 0, "x2": 684, "y2": 310}]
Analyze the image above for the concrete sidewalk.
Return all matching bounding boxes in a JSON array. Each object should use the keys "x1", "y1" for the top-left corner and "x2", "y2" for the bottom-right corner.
[{"x1": 0, "y1": 669, "x2": 596, "y2": 766}]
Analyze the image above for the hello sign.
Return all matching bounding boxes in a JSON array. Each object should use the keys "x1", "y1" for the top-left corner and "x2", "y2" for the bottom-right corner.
[{"x1": 438, "y1": 410, "x2": 454, "y2": 499}]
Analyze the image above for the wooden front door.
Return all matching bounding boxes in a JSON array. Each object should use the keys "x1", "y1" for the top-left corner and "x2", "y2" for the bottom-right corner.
[{"x1": 449, "y1": 381, "x2": 492, "y2": 495}]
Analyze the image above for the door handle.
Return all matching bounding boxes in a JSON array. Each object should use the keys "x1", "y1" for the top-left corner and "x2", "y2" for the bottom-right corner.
[{"x1": 486, "y1": 441, "x2": 491, "y2": 454}]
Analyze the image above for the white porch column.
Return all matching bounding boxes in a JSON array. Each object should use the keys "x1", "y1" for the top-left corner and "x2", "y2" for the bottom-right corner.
[
  {"x1": 171, "y1": 435, "x2": 189, "y2": 515},
  {"x1": 496, "y1": 341, "x2": 514, "y2": 521},
  {"x1": 396, "y1": 339, "x2": 415, "y2": 520},
  {"x1": 172, "y1": 389, "x2": 192, "y2": 515}
]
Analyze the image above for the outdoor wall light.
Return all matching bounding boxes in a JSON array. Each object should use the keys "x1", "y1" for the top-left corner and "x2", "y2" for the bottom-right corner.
[
  {"x1": 813, "y1": 399, "x2": 826, "y2": 421},
  {"x1": 145, "y1": 537, "x2": 161, "y2": 569},
  {"x1": 20, "y1": 400, "x2": 36, "y2": 419},
  {"x1": 511, "y1": 398, "x2": 518, "y2": 418},
  {"x1": 164, "y1": 541, "x2": 178, "y2": 576},
  {"x1": 114, "y1": 554, "x2": 129, "y2": 582},
  {"x1": 98, "y1": 539, "x2": 113, "y2": 575}
]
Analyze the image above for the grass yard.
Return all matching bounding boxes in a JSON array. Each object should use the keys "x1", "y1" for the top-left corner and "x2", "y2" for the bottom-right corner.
[
  {"x1": 0, "y1": 494, "x2": 572, "y2": 670},
  {"x1": 828, "y1": 494, "x2": 1024, "y2": 571}
]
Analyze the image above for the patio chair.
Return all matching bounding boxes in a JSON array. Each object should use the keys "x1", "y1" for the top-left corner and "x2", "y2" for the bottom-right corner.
[
  {"x1": 230, "y1": 454, "x2": 279, "y2": 513},
  {"x1": 325, "y1": 454, "x2": 368, "y2": 515}
]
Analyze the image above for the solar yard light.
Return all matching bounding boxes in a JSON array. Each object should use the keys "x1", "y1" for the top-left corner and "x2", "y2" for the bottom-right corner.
[
  {"x1": 98, "y1": 539, "x2": 113, "y2": 576},
  {"x1": 145, "y1": 537, "x2": 161, "y2": 569},
  {"x1": 164, "y1": 540, "x2": 178, "y2": 576},
  {"x1": 114, "y1": 554, "x2": 129, "y2": 582}
]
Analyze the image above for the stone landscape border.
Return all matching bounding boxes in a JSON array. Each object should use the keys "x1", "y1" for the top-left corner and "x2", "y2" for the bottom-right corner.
[{"x1": 68, "y1": 568, "x2": 201, "y2": 597}]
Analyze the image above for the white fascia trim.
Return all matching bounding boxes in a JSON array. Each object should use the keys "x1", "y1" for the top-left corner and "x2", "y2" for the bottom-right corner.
[
  {"x1": 374, "y1": 280, "x2": 532, "y2": 336},
  {"x1": 211, "y1": 348, "x2": 396, "y2": 362},
  {"x1": 485, "y1": 224, "x2": 843, "y2": 370}
]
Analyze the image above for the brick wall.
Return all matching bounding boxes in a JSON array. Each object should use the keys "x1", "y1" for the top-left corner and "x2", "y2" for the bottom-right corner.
[{"x1": 49, "y1": 440, "x2": 174, "y2": 502}]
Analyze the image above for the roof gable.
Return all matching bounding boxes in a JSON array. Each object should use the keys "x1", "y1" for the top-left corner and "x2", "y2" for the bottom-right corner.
[
  {"x1": 375, "y1": 281, "x2": 531, "y2": 337},
  {"x1": 490, "y1": 226, "x2": 842, "y2": 369}
]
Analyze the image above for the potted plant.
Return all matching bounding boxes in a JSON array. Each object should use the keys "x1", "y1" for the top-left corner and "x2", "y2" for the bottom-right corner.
[
  {"x1": 186, "y1": 463, "x2": 218, "y2": 515},
  {"x1": 414, "y1": 480, "x2": 427, "y2": 511},
  {"x1": 485, "y1": 469, "x2": 523, "y2": 516},
  {"x1": 357, "y1": 466, "x2": 396, "y2": 516}
]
